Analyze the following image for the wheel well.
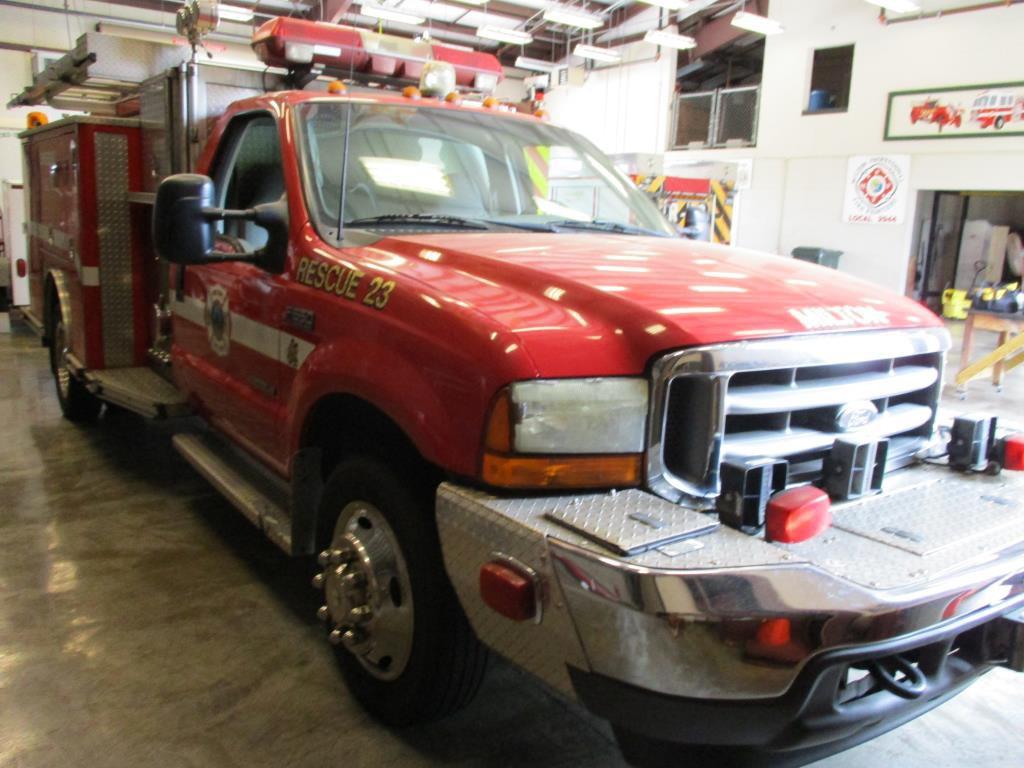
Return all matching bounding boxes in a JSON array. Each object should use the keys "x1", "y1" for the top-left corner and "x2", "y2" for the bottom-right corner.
[
  {"x1": 43, "y1": 275, "x2": 57, "y2": 342},
  {"x1": 291, "y1": 394, "x2": 440, "y2": 555},
  {"x1": 301, "y1": 394, "x2": 437, "y2": 485}
]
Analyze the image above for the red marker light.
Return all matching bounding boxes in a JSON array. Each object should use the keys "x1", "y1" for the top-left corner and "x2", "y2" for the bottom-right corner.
[
  {"x1": 479, "y1": 560, "x2": 536, "y2": 622},
  {"x1": 16, "y1": 259, "x2": 26, "y2": 278},
  {"x1": 756, "y1": 618, "x2": 791, "y2": 647},
  {"x1": 1003, "y1": 434, "x2": 1024, "y2": 471},
  {"x1": 766, "y1": 486, "x2": 831, "y2": 543}
]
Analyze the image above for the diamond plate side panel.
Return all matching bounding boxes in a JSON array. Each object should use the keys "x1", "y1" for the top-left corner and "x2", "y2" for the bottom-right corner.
[
  {"x1": 436, "y1": 485, "x2": 589, "y2": 696},
  {"x1": 95, "y1": 132, "x2": 134, "y2": 368}
]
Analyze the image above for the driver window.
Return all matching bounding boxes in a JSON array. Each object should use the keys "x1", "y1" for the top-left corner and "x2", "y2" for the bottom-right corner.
[{"x1": 217, "y1": 115, "x2": 284, "y2": 249}]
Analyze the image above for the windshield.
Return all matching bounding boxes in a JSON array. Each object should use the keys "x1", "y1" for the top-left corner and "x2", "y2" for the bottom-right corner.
[{"x1": 296, "y1": 100, "x2": 675, "y2": 239}]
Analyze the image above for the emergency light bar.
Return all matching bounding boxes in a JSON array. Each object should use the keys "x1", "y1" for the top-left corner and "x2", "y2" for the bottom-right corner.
[{"x1": 251, "y1": 17, "x2": 503, "y2": 91}]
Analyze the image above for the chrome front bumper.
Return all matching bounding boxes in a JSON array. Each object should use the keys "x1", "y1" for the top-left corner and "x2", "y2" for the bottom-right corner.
[{"x1": 435, "y1": 463, "x2": 1024, "y2": 703}]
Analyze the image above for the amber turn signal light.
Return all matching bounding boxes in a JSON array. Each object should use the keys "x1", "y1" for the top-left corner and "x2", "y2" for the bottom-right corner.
[
  {"x1": 479, "y1": 560, "x2": 536, "y2": 622},
  {"x1": 765, "y1": 486, "x2": 831, "y2": 543},
  {"x1": 482, "y1": 452, "x2": 642, "y2": 490}
]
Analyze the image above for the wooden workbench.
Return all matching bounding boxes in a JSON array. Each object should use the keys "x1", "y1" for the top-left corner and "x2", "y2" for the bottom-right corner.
[{"x1": 956, "y1": 309, "x2": 1024, "y2": 391}]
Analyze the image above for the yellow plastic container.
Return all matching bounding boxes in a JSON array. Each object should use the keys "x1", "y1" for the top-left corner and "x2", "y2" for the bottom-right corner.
[{"x1": 942, "y1": 288, "x2": 971, "y2": 320}]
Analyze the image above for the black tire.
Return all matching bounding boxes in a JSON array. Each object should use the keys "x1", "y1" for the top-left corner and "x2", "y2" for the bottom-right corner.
[
  {"x1": 317, "y1": 456, "x2": 487, "y2": 725},
  {"x1": 995, "y1": 116, "x2": 1005, "y2": 129},
  {"x1": 48, "y1": 300, "x2": 102, "y2": 423}
]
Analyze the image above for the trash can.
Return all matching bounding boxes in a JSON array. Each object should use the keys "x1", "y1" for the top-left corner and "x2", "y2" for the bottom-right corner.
[{"x1": 792, "y1": 247, "x2": 843, "y2": 269}]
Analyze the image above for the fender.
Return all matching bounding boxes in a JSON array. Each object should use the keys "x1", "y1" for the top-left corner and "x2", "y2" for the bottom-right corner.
[{"x1": 287, "y1": 333, "x2": 498, "y2": 478}]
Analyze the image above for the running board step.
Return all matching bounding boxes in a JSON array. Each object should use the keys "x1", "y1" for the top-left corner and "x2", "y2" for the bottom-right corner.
[
  {"x1": 173, "y1": 432, "x2": 293, "y2": 554},
  {"x1": 82, "y1": 366, "x2": 190, "y2": 419}
]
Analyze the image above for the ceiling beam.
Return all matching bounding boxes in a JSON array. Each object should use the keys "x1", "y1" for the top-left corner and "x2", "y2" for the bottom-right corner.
[{"x1": 320, "y1": 0, "x2": 355, "y2": 23}]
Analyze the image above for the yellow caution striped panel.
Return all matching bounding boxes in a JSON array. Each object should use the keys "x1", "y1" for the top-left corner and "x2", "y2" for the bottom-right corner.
[
  {"x1": 712, "y1": 181, "x2": 732, "y2": 245},
  {"x1": 525, "y1": 145, "x2": 551, "y2": 207}
]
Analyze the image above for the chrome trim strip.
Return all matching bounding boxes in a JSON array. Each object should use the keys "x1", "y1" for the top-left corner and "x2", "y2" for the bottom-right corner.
[
  {"x1": 722, "y1": 403, "x2": 933, "y2": 458},
  {"x1": 727, "y1": 365, "x2": 938, "y2": 415}
]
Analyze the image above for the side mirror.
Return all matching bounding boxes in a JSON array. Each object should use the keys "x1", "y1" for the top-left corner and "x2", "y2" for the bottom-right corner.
[
  {"x1": 153, "y1": 173, "x2": 290, "y2": 273},
  {"x1": 153, "y1": 174, "x2": 216, "y2": 265}
]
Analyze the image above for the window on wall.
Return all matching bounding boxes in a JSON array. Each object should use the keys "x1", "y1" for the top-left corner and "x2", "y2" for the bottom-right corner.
[{"x1": 806, "y1": 44, "x2": 854, "y2": 113}]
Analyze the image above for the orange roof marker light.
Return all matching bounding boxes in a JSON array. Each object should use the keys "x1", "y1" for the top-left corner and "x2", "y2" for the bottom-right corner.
[
  {"x1": 445, "y1": 91, "x2": 462, "y2": 105},
  {"x1": 402, "y1": 85, "x2": 422, "y2": 99},
  {"x1": 483, "y1": 96, "x2": 500, "y2": 109},
  {"x1": 327, "y1": 80, "x2": 347, "y2": 94},
  {"x1": 27, "y1": 111, "x2": 48, "y2": 129}
]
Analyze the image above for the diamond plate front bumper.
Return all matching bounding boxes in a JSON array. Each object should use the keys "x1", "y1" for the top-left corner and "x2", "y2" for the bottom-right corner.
[{"x1": 435, "y1": 464, "x2": 1024, "y2": 704}]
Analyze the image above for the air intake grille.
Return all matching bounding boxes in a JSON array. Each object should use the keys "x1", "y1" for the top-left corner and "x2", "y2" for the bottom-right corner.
[{"x1": 647, "y1": 329, "x2": 949, "y2": 505}]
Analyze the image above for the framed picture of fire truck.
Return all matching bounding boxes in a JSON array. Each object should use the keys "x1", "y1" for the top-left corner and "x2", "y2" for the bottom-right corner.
[{"x1": 884, "y1": 81, "x2": 1024, "y2": 140}]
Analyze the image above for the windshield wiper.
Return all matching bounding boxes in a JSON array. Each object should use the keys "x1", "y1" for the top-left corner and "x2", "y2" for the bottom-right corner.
[
  {"x1": 546, "y1": 219, "x2": 670, "y2": 237},
  {"x1": 345, "y1": 214, "x2": 492, "y2": 230}
]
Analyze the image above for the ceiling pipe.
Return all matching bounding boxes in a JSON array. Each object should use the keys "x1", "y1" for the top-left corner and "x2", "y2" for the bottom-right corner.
[{"x1": 879, "y1": 0, "x2": 1022, "y2": 24}]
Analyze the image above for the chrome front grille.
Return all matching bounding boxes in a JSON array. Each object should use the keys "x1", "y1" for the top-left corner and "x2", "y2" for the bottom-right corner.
[{"x1": 646, "y1": 328, "x2": 950, "y2": 505}]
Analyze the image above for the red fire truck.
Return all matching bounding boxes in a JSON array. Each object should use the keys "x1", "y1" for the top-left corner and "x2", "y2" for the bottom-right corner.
[
  {"x1": 970, "y1": 89, "x2": 1024, "y2": 130},
  {"x1": 10, "y1": 6, "x2": 1024, "y2": 766}
]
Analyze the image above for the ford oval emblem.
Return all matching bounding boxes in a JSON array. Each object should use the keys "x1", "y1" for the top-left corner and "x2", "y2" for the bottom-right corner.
[{"x1": 835, "y1": 400, "x2": 878, "y2": 432}]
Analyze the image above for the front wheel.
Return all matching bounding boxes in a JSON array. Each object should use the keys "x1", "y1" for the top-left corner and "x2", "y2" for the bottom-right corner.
[
  {"x1": 48, "y1": 302, "x2": 102, "y2": 422},
  {"x1": 995, "y1": 116, "x2": 1005, "y2": 129},
  {"x1": 313, "y1": 457, "x2": 487, "y2": 725}
]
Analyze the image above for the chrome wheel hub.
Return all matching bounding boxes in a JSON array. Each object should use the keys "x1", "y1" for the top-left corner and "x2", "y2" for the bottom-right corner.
[{"x1": 313, "y1": 501, "x2": 414, "y2": 680}]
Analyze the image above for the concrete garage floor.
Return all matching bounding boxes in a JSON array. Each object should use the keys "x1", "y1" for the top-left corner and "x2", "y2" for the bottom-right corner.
[{"x1": 0, "y1": 319, "x2": 1021, "y2": 768}]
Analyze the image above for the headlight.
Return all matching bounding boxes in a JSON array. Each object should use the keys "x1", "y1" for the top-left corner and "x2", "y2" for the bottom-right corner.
[
  {"x1": 510, "y1": 378, "x2": 648, "y2": 453},
  {"x1": 481, "y1": 378, "x2": 649, "y2": 490}
]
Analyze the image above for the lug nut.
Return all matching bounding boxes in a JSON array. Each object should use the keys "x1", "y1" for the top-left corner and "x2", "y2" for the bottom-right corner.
[
  {"x1": 317, "y1": 550, "x2": 330, "y2": 567},
  {"x1": 316, "y1": 605, "x2": 329, "y2": 622},
  {"x1": 349, "y1": 604, "x2": 373, "y2": 622},
  {"x1": 330, "y1": 548, "x2": 355, "y2": 565},
  {"x1": 311, "y1": 573, "x2": 325, "y2": 589},
  {"x1": 328, "y1": 628, "x2": 343, "y2": 645},
  {"x1": 342, "y1": 571, "x2": 366, "y2": 588},
  {"x1": 333, "y1": 564, "x2": 348, "y2": 578},
  {"x1": 341, "y1": 628, "x2": 369, "y2": 651}
]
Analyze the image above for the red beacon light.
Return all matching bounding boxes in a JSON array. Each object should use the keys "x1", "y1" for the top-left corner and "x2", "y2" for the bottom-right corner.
[
  {"x1": 765, "y1": 486, "x2": 832, "y2": 543},
  {"x1": 251, "y1": 17, "x2": 502, "y2": 93}
]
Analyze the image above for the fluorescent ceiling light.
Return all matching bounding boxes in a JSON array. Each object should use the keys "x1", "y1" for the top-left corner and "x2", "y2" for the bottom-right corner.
[
  {"x1": 644, "y1": 28, "x2": 697, "y2": 50},
  {"x1": 572, "y1": 43, "x2": 621, "y2": 63},
  {"x1": 731, "y1": 10, "x2": 784, "y2": 35},
  {"x1": 515, "y1": 55, "x2": 557, "y2": 72},
  {"x1": 218, "y1": 4, "x2": 254, "y2": 22},
  {"x1": 863, "y1": 0, "x2": 920, "y2": 12},
  {"x1": 360, "y1": 3, "x2": 426, "y2": 25},
  {"x1": 543, "y1": 7, "x2": 604, "y2": 30},
  {"x1": 476, "y1": 25, "x2": 533, "y2": 44},
  {"x1": 637, "y1": 0, "x2": 690, "y2": 10}
]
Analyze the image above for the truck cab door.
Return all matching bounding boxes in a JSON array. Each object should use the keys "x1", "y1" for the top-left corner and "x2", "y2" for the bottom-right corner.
[{"x1": 173, "y1": 112, "x2": 289, "y2": 469}]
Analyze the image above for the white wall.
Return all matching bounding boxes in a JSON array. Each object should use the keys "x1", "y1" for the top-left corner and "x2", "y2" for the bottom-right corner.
[
  {"x1": 544, "y1": 12, "x2": 677, "y2": 156},
  {"x1": 666, "y1": 0, "x2": 1024, "y2": 293}
]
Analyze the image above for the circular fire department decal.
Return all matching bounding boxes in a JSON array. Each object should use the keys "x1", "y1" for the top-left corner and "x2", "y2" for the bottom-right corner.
[
  {"x1": 204, "y1": 284, "x2": 231, "y2": 357},
  {"x1": 842, "y1": 155, "x2": 910, "y2": 225}
]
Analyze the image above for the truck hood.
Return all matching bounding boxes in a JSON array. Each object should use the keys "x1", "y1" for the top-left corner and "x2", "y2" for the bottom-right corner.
[{"x1": 367, "y1": 232, "x2": 942, "y2": 377}]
